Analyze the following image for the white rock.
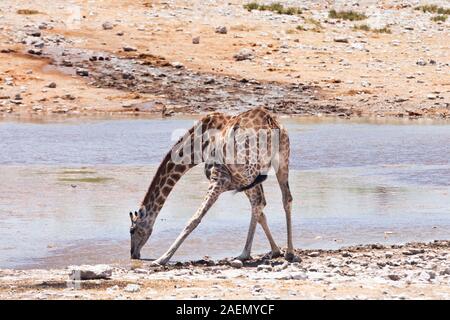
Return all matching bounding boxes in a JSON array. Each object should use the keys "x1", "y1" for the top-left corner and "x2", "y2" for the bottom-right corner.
[
  {"x1": 124, "y1": 284, "x2": 141, "y2": 293},
  {"x1": 68, "y1": 264, "x2": 112, "y2": 280},
  {"x1": 230, "y1": 259, "x2": 243, "y2": 268},
  {"x1": 233, "y1": 48, "x2": 253, "y2": 61}
]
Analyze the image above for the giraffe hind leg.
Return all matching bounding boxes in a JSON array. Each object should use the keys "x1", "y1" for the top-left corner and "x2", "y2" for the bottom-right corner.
[
  {"x1": 275, "y1": 129, "x2": 296, "y2": 261},
  {"x1": 238, "y1": 185, "x2": 280, "y2": 260}
]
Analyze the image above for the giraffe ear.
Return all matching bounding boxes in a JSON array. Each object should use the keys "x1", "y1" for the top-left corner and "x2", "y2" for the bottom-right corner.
[
  {"x1": 138, "y1": 207, "x2": 147, "y2": 218},
  {"x1": 129, "y1": 211, "x2": 133, "y2": 219}
]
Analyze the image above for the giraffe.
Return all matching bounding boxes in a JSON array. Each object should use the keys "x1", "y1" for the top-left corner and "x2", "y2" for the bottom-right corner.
[{"x1": 129, "y1": 107, "x2": 294, "y2": 265}]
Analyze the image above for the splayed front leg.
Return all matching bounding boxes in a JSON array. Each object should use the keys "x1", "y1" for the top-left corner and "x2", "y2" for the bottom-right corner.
[{"x1": 151, "y1": 180, "x2": 225, "y2": 265}]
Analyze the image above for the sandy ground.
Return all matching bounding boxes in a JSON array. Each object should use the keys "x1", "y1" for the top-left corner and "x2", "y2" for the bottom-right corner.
[
  {"x1": 0, "y1": 241, "x2": 449, "y2": 300},
  {"x1": 0, "y1": 0, "x2": 448, "y2": 118}
]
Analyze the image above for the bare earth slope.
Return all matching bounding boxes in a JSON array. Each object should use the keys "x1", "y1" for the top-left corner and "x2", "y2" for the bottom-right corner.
[{"x1": 0, "y1": 0, "x2": 448, "y2": 118}]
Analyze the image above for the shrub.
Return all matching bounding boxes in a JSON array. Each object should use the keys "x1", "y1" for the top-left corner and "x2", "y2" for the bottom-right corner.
[
  {"x1": 415, "y1": 5, "x2": 450, "y2": 15},
  {"x1": 353, "y1": 24, "x2": 391, "y2": 33},
  {"x1": 244, "y1": 2, "x2": 302, "y2": 15},
  {"x1": 329, "y1": 9, "x2": 367, "y2": 21},
  {"x1": 431, "y1": 15, "x2": 448, "y2": 22},
  {"x1": 17, "y1": 9, "x2": 40, "y2": 15}
]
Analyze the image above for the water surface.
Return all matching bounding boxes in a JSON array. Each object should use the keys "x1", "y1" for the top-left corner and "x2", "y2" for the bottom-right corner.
[{"x1": 0, "y1": 117, "x2": 449, "y2": 268}]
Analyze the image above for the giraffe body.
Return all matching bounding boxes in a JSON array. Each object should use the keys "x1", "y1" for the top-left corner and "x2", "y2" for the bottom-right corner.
[{"x1": 129, "y1": 107, "x2": 294, "y2": 264}]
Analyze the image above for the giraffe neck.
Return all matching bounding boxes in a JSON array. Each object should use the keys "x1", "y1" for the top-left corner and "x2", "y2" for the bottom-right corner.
[
  {"x1": 141, "y1": 113, "x2": 230, "y2": 215},
  {"x1": 142, "y1": 152, "x2": 196, "y2": 215},
  {"x1": 141, "y1": 125, "x2": 199, "y2": 215}
]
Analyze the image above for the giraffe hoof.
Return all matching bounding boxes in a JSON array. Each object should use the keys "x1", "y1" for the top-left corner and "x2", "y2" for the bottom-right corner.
[
  {"x1": 235, "y1": 254, "x2": 251, "y2": 261},
  {"x1": 270, "y1": 250, "x2": 282, "y2": 259},
  {"x1": 284, "y1": 251, "x2": 296, "y2": 262},
  {"x1": 149, "y1": 261, "x2": 161, "y2": 267}
]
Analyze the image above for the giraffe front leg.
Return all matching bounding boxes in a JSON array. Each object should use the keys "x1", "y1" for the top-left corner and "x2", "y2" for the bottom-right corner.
[
  {"x1": 151, "y1": 181, "x2": 223, "y2": 265},
  {"x1": 236, "y1": 208, "x2": 260, "y2": 261}
]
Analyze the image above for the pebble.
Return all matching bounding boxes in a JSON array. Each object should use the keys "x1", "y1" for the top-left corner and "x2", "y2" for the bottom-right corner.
[
  {"x1": 47, "y1": 82, "x2": 57, "y2": 88},
  {"x1": 192, "y1": 36, "x2": 200, "y2": 44},
  {"x1": 388, "y1": 274, "x2": 401, "y2": 281},
  {"x1": 215, "y1": 26, "x2": 227, "y2": 34},
  {"x1": 124, "y1": 284, "x2": 141, "y2": 293},
  {"x1": 257, "y1": 265, "x2": 273, "y2": 272},
  {"x1": 230, "y1": 260, "x2": 243, "y2": 268},
  {"x1": 334, "y1": 36, "x2": 349, "y2": 43},
  {"x1": 75, "y1": 68, "x2": 89, "y2": 76},
  {"x1": 440, "y1": 268, "x2": 450, "y2": 276},
  {"x1": 102, "y1": 22, "x2": 114, "y2": 30},
  {"x1": 233, "y1": 48, "x2": 253, "y2": 61},
  {"x1": 403, "y1": 249, "x2": 425, "y2": 256},
  {"x1": 416, "y1": 58, "x2": 427, "y2": 66},
  {"x1": 123, "y1": 46, "x2": 137, "y2": 52},
  {"x1": 68, "y1": 264, "x2": 112, "y2": 280},
  {"x1": 28, "y1": 48, "x2": 42, "y2": 55},
  {"x1": 171, "y1": 61, "x2": 184, "y2": 69}
]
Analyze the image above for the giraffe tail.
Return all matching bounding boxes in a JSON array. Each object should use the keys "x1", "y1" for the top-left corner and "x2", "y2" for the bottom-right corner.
[{"x1": 234, "y1": 174, "x2": 268, "y2": 193}]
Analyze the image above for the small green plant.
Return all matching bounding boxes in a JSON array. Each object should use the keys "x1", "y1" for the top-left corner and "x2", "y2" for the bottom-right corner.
[
  {"x1": 17, "y1": 9, "x2": 40, "y2": 15},
  {"x1": 295, "y1": 25, "x2": 306, "y2": 31},
  {"x1": 244, "y1": 2, "x2": 260, "y2": 11},
  {"x1": 353, "y1": 24, "x2": 371, "y2": 31},
  {"x1": 373, "y1": 27, "x2": 391, "y2": 33},
  {"x1": 305, "y1": 17, "x2": 322, "y2": 28},
  {"x1": 329, "y1": 9, "x2": 367, "y2": 21},
  {"x1": 244, "y1": 2, "x2": 302, "y2": 15},
  {"x1": 431, "y1": 15, "x2": 448, "y2": 22},
  {"x1": 415, "y1": 5, "x2": 450, "y2": 15},
  {"x1": 353, "y1": 24, "x2": 391, "y2": 33}
]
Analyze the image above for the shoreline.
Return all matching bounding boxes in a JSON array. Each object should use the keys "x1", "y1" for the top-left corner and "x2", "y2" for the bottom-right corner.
[
  {"x1": 2, "y1": 111, "x2": 450, "y2": 124},
  {"x1": 1, "y1": 240, "x2": 449, "y2": 299}
]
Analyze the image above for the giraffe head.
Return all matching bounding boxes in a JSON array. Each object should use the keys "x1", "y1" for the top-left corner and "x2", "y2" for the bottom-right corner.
[{"x1": 129, "y1": 206, "x2": 156, "y2": 259}]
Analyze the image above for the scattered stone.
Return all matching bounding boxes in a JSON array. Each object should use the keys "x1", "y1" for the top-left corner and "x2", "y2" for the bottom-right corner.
[
  {"x1": 416, "y1": 58, "x2": 427, "y2": 66},
  {"x1": 28, "y1": 48, "x2": 42, "y2": 55},
  {"x1": 257, "y1": 265, "x2": 273, "y2": 272},
  {"x1": 75, "y1": 68, "x2": 89, "y2": 76},
  {"x1": 233, "y1": 48, "x2": 253, "y2": 61},
  {"x1": 418, "y1": 271, "x2": 431, "y2": 282},
  {"x1": 440, "y1": 268, "x2": 450, "y2": 276},
  {"x1": 27, "y1": 30, "x2": 41, "y2": 37},
  {"x1": 61, "y1": 60, "x2": 73, "y2": 67},
  {"x1": 334, "y1": 36, "x2": 349, "y2": 43},
  {"x1": 47, "y1": 82, "x2": 57, "y2": 88},
  {"x1": 192, "y1": 36, "x2": 200, "y2": 44},
  {"x1": 62, "y1": 94, "x2": 76, "y2": 100},
  {"x1": 403, "y1": 249, "x2": 425, "y2": 256},
  {"x1": 215, "y1": 26, "x2": 227, "y2": 34},
  {"x1": 230, "y1": 260, "x2": 243, "y2": 268},
  {"x1": 123, "y1": 46, "x2": 137, "y2": 52},
  {"x1": 388, "y1": 274, "x2": 401, "y2": 281},
  {"x1": 124, "y1": 284, "x2": 141, "y2": 293},
  {"x1": 102, "y1": 22, "x2": 114, "y2": 30},
  {"x1": 68, "y1": 264, "x2": 112, "y2": 280},
  {"x1": 308, "y1": 251, "x2": 320, "y2": 257},
  {"x1": 171, "y1": 61, "x2": 184, "y2": 69},
  {"x1": 291, "y1": 272, "x2": 308, "y2": 280}
]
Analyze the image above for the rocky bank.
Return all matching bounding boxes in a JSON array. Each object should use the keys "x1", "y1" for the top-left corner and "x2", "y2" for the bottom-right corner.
[{"x1": 1, "y1": 241, "x2": 449, "y2": 299}]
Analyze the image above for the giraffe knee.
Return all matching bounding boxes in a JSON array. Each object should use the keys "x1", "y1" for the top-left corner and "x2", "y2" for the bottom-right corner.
[{"x1": 257, "y1": 212, "x2": 267, "y2": 223}]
